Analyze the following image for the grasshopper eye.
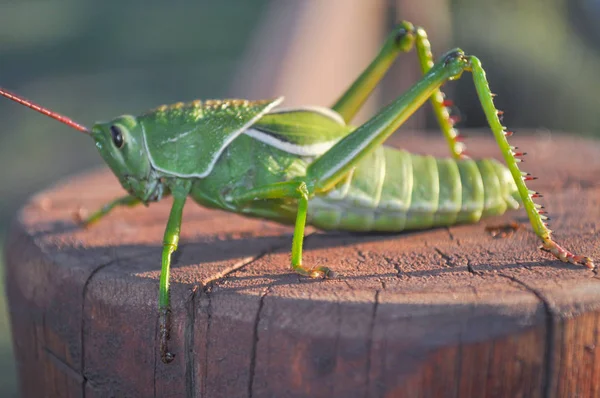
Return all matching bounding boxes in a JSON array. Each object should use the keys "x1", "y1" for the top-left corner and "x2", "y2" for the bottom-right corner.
[{"x1": 110, "y1": 125, "x2": 124, "y2": 148}]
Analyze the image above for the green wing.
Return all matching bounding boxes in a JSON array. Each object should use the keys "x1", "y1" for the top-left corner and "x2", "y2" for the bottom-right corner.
[
  {"x1": 140, "y1": 97, "x2": 283, "y2": 177},
  {"x1": 248, "y1": 106, "x2": 353, "y2": 156}
]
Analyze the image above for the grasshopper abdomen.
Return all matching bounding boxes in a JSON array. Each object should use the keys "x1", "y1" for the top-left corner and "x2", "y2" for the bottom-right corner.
[{"x1": 308, "y1": 147, "x2": 520, "y2": 232}]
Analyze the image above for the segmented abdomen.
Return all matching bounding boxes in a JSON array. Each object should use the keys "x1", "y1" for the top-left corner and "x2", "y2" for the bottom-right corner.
[{"x1": 308, "y1": 147, "x2": 520, "y2": 231}]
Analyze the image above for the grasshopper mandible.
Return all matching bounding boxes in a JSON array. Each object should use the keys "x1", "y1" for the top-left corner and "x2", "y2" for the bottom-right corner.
[{"x1": 1, "y1": 22, "x2": 593, "y2": 364}]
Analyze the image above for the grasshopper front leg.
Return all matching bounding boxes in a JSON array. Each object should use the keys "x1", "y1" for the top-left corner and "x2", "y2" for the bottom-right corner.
[
  {"x1": 158, "y1": 180, "x2": 190, "y2": 363},
  {"x1": 77, "y1": 195, "x2": 141, "y2": 226},
  {"x1": 333, "y1": 49, "x2": 593, "y2": 268}
]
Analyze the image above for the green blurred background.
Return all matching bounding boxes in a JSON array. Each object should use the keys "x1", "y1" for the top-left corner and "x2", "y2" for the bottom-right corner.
[{"x1": 1, "y1": 0, "x2": 599, "y2": 395}]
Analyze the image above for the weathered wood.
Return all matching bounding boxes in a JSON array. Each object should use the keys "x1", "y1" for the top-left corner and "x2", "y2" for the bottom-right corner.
[{"x1": 5, "y1": 132, "x2": 600, "y2": 398}]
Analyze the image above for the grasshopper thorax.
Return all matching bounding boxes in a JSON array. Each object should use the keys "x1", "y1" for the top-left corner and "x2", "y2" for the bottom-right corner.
[{"x1": 92, "y1": 115, "x2": 161, "y2": 202}]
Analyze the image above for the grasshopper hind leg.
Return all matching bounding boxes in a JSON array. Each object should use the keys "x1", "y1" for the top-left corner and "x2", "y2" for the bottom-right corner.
[
  {"x1": 318, "y1": 49, "x2": 594, "y2": 269},
  {"x1": 468, "y1": 57, "x2": 594, "y2": 269},
  {"x1": 413, "y1": 25, "x2": 467, "y2": 160},
  {"x1": 331, "y1": 21, "x2": 466, "y2": 159},
  {"x1": 232, "y1": 47, "x2": 593, "y2": 278}
]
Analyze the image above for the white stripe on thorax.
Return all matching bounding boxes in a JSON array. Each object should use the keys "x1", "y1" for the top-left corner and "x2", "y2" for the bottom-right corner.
[
  {"x1": 244, "y1": 128, "x2": 339, "y2": 157},
  {"x1": 268, "y1": 105, "x2": 346, "y2": 125}
]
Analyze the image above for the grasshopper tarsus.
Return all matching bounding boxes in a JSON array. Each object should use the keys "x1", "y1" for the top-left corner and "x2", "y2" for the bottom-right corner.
[
  {"x1": 72, "y1": 207, "x2": 87, "y2": 224},
  {"x1": 159, "y1": 308, "x2": 175, "y2": 364},
  {"x1": 309, "y1": 266, "x2": 337, "y2": 279},
  {"x1": 72, "y1": 206, "x2": 102, "y2": 228},
  {"x1": 325, "y1": 270, "x2": 338, "y2": 279},
  {"x1": 161, "y1": 351, "x2": 175, "y2": 364},
  {"x1": 540, "y1": 241, "x2": 595, "y2": 270}
]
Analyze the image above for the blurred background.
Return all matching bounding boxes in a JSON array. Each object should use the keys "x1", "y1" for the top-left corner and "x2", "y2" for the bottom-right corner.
[{"x1": 1, "y1": 0, "x2": 599, "y2": 395}]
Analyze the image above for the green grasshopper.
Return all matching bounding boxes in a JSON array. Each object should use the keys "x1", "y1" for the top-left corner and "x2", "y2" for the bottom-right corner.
[{"x1": 1, "y1": 22, "x2": 593, "y2": 364}]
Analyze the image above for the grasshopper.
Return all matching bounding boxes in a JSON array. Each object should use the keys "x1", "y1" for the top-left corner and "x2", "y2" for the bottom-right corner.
[{"x1": 1, "y1": 22, "x2": 593, "y2": 364}]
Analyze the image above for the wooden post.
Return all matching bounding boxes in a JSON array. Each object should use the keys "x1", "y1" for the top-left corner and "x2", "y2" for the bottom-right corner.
[{"x1": 5, "y1": 133, "x2": 600, "y2": 397}]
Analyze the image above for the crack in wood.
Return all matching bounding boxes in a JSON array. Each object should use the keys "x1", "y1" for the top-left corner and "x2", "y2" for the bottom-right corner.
[
  {"x1": 392, "y1": 257, "x2": 405, "y2": 279},
  {"x1": 201, "y1": 286, "x2": 212, "y2": 398},
  {"x1": 248, "y1": 286, "x2": 272, "y2": 398},
  {"x1": 496, "y1": 272, "x2": 555, "y2": 398},
  {"x1": 364, "y1": 289, "x2": 380, "y2": 398},
  {"x1": 201, "y1": 255, "x2": 263, "y2": 287},
  {"x1": 434, "y1": 247, "x2": 455, "y2": 268},
  {"x1": 80, "y1": 255, "x2": 117, "y2": 396},
  {"x1": 466, "y1": 259, "x2": 484, "y2": 276},
  {"x1": 185, "y1": 285, "x2": 199, "y2": 398},
  {"x1": 445, "y1": 227, "x2": 456, "y2": 242},
  {"x1": 330, "y1": 290, "x2": 342, "y2": 398},
  {"x1": 454, "y1": 315, "x2": 465, "y2": 398},
  {"x1": 356, "y1": 249, "x2": 368, "y2": 264},
  {"x1": 44, "y1": 347, "x2": 86, "y2": 384},
  {"x1": 153, "y1": 306, "x2": 158, "y2": 398},
  {"x1": 196, "y1": 238, "x2": 292, "y2": 397}
]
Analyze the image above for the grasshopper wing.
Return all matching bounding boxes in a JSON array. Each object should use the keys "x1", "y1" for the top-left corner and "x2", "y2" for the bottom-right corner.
[
  {"x1": 247, "y1": 106, "x2": 351, "y2": 157},
  {"x1": 140, "y1": 97, "x2": 283, "y2": 178}
]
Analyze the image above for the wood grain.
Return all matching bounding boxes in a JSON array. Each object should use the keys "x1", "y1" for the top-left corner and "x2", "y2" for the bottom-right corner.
[{"x1": 5, "y1": 132, "x2": 600, "y2": 398}]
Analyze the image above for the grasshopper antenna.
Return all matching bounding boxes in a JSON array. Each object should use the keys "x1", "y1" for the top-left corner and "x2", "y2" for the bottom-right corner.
[{"x1": 0, "y1": 87, "x2": 90, "y2": 134}]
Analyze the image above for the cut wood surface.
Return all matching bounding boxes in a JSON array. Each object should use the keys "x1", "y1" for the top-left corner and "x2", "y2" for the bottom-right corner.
[{"x1": 5, "y1": 132, "x2": 600, "y2": 398}]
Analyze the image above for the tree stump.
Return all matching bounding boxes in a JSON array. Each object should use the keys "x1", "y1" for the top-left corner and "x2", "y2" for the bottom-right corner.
[{"x1": 5, "y1": 133, "x2": 600, "y2": 398}]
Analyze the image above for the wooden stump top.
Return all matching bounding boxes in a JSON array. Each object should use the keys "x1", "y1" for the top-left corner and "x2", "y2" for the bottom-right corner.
[{"x1": 5, "y1": 132, "x2": 600, "y2": 398}]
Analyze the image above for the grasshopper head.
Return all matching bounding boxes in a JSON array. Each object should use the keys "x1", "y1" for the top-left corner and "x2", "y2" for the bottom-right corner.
[{"x1": 91, "y1": 116, "x2": 161, "y2": 201}]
